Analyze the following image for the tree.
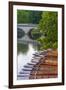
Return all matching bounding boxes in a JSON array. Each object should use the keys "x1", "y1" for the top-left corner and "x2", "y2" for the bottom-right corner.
[
  {"x1": 37, "y1": 11, "x2": 58, "y2": 50},
  {"x1": 17, "y1": 10, "x2": 30, "y2": 23},
  {"x1": 17, "y1": 10, "x2": 42, "y2": 24}
]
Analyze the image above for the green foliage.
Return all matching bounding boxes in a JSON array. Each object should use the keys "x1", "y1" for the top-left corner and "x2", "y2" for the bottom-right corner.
[
  {"x1": 17, "y1": 10, "x2": 42, "y2": 24},
  {"x1": 17, "y1": 10, "x2": 29, "y2": 23},
  {"x1": 37, "y1": 11, "x2": 58, "y2": 50},
  {"x1": 30, "y1": 29, "x2": 42, "y2": 40},
  {"x1": 53, "y1": 42, "x2": 57, "y2": 49}
]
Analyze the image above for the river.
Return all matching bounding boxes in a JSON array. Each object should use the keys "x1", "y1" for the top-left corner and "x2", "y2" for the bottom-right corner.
[{"x1": 17, "y1": 34, "x2": 39, "y2": 80}]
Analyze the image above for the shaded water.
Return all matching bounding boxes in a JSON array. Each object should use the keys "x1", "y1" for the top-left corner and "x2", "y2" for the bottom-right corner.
[
  {"x1": 17, "y1": 43, "x2": 38, "y2": 72},
  {"x1": 17, "y1": 35, "x2": 39, "y2": 80}
]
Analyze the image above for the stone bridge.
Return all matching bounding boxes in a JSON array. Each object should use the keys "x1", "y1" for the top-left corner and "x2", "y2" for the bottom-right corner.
[
  {"x1": 17, "y1": 24, "x2": 37, "y2": 34},
  {"x1": 17, "y1": 24, "x2": 38, "y2": 44}
]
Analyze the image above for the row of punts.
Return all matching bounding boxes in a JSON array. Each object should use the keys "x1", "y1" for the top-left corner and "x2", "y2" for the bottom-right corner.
[{"x1": 17, "y1": 49, "x2": 58, "y2": 80}]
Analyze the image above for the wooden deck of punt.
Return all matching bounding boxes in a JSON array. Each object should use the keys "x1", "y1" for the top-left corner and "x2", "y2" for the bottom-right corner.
[{"x1": 29, "y1": 49, "x2": 58, "y2": 79}]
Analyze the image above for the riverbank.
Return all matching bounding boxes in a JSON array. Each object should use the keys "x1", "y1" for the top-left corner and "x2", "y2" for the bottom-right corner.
[{"x1": 29, "y1": 49, "x2": 58, "y2": 79}]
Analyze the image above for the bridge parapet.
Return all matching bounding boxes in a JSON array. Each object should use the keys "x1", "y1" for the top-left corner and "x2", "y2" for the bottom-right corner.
[{"x1": 17, "y1": 24, "x2": 37, "y2": 27}]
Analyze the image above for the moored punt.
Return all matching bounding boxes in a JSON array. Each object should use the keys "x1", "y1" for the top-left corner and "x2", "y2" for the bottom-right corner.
[
  {"x1": 32, "y1": 56, "x2": 45, "y2": 60},
  {"x1": 24, "y1": 65, "x2": 34, "y2": 68},
  {"x1": 32, "y1": 52, "x2": 47, "y2": 60},
  {"x1": 33, "y1": 54, "x2": 44, "y2": 57},
  {"x1": 18, "y1": 73, "x2": 30, "y2": 75},
  {"x1": 19, "y1": 71, "x2": 31, "y2": 74},
  {"x1": 31, "y1": 58, "x2": 41, "y2": 62},
  {"x1": 17, "y1": 75, "x2": 30, "y2": 77},
  {"x1": 27, "y1": 63, "x2": 37, "y2": 65},
  {"x1": 17, "y1": 75, "x2": 29, "y2": 80},
  {"x1": 28, "y1": 61, "x2": 40, "y2": 65},
  {"x1": 31, "y1": 58, "x2": 40, "y2": 61},
  {"x1": 32, "y1": 57, "x2": 41, "y2": 59},
  {"x1": 19, "y1": 70, "x2": 32, "y2": 74},
  {"x1": 23, "y1": 67, "x2": 38, "y2": 72},
  {"x1": 33, "y1": 53, "x2": 47, "y2": 56},
  {"x1": 31, "y1": 60, "x2": 39, "y2": 63},
  {"x1": 22, "y1": 68, "x2": 32, "y2": 71},
  {"x1": 24, "y1": 64, "x2": 34, "y2": 67}
]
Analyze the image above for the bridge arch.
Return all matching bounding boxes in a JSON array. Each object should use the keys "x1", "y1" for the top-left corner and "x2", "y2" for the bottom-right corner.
[
  {"x1": 17, "y1": 28, "x2": 25, "y2": 38},
  {"x1": 17, "y1": 24, "x2": 37, "y2": 34}
]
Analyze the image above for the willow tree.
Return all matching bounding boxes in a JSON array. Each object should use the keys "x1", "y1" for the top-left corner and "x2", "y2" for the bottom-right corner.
[{"x1": 37, "y1": 11, "x2": 58, "y2": 50}]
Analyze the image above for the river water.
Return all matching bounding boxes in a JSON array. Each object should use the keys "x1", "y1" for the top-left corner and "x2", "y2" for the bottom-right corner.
[{"x1": 17, "y1": 35, "x2": 39, "y2": 80}]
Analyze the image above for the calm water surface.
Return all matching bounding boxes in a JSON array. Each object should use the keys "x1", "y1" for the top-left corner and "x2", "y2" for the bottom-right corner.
[{"x1": 17, "y1": 43, "x2": 38, "y2": 74}]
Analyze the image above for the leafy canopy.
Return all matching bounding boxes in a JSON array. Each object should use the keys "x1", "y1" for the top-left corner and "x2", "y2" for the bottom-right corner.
[{"x1": 37, "y1": 11, "x2": 58, "y2": 50}]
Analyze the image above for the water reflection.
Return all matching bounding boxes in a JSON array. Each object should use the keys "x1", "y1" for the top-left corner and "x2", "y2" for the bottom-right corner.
[
  {"x1": 17, "y1": 43, "x2": 38, "y2": 75},
  {"x1": 17, "y1": 43, "x2": 29, "y2": 54}
]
